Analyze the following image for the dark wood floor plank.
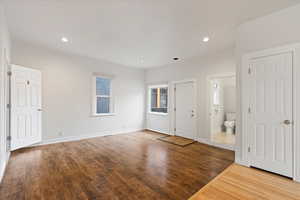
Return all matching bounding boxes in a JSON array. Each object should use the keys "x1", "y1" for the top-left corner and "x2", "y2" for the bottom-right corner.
[{"x1": 0, "y1": 131, "x2": 234, "y2": 200}]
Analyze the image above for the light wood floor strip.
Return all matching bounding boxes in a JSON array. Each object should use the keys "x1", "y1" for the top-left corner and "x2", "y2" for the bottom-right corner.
[{"x1": 189, "y1": 164, "x2": 300, "y2": 200}]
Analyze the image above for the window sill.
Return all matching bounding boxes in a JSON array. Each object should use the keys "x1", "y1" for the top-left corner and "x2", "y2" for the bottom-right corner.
[
  {"x1": 148, "y1": 112, "x2": 168, "y2": 116},
  {"x1": 91, "y1": 113, "x2": 116, "y2": 117}
]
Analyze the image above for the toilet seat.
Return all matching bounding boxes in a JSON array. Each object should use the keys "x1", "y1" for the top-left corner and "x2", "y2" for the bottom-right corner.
[
  {"x1": 224, "y1": 120, "x2": 235, "y2": 127},
  {"x1": 224, "y1": 120, "x2": 235, "y2": 134},
  {"x1": 224, "y1": 112, "x2": 236, "y2": 134}
]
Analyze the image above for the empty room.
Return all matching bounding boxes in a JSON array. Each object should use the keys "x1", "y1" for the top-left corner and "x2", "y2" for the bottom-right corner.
[{"x1": 1, "y1": 0, "x2": 300, "y2": 199}]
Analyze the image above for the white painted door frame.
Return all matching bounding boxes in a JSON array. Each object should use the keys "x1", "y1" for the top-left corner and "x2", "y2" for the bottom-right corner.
[
  {"x1": 207, "y1": 74, "x2": 236, "y2": 151},
  {"x1": 171, "y1": 79, "x2": 197, "y2": 140},
  {"x1": 2, "y1": 49, "x2": 11, "y2": 152},
  {"x1": 240, "y1": 43, "x2": 300, "y2": 182}
]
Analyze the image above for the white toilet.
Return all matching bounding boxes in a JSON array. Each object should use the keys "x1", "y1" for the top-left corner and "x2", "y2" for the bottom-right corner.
[{"x1": 224, "y1": 112, "x2": 236, "y2": 134}]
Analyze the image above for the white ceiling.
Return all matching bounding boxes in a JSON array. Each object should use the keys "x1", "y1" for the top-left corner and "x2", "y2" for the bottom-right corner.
[{"x1": 4, "y1": 0, "x2": 300, "y2": 68}]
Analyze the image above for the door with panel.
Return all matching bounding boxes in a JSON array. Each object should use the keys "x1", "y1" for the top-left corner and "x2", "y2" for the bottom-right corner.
[
  {"x1": 248, "y1": 52, "x2": 293, "y2": 177},
  {"x1": 174, "y1": 81, "x2": 196, "y2": 140},
  {"x1": 11, "y1": 65, "x2": 42, "y2": 151}
]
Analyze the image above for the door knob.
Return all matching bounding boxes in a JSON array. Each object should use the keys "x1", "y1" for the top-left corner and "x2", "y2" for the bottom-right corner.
[
  {"x1": 37, "y1": 109, "x2": 42, "y2": 111},
  {"x1": 283, "y1": 120, "x2": 292, "y2": 125}
]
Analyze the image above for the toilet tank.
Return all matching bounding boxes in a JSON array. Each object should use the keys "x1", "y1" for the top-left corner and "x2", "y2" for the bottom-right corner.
[{"x1": 226, "y1": 112, "x2": 236, "y2": 121}]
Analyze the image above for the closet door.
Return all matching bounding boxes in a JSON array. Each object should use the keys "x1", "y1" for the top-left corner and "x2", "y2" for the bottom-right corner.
[{"x1": 248, "y1": 52, "x2": 293, "y2": 177}]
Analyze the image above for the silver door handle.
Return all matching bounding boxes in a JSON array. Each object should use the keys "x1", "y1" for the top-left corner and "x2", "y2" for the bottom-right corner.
[
  {"x1": 283, "y1": 120, "x2": 292, "y2": 125},
  {"x1": 37, "y1": 109, "x2": 43, "y2": 111}
]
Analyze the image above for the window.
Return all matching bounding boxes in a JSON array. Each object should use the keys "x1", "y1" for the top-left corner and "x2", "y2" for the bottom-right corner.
[
  {"x1": 149, "y1": 85, "x2": 168, "y2": 114},
  {"x1": 92, "y1": 75, "x2": 114, "y2": 115}
]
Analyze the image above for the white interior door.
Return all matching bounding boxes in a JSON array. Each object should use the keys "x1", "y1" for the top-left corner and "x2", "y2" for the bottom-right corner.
[
  {"x1": 248, "y1": 52, "x2": 293, "y2": 177},
  {"x1": 11, "y1": 65, "x2": 42, "y2": 151},
  {"x1": 174, "y1": 81, "x2": 196, "y2": 139}
]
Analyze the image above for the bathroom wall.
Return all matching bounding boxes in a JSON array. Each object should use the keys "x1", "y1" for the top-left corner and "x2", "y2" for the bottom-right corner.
[{"x1": 222, "y1": 77, "x2": 236, "y2": 114}]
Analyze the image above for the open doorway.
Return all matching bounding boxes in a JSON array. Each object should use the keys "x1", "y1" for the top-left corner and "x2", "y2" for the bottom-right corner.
[{"x1": 209, "y1": 75, "x2": 236, "y2": 148}]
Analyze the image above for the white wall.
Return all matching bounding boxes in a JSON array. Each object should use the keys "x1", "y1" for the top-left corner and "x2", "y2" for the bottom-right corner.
[
  {"x1": 235, "y1": 4, "x2": 300, "y2": 181},
  {"x1": 146, "y1": 49, "x2": 236, "y2": 141},
  {"x1": 0, "y1": 3, "x2": 11, "y2": 182},
  {"x1": 11, "y1": 40, "x2": 146, "y2": 143},
  {"x1": 237, "y1": 4, "x2": 300, "y2": 54}
]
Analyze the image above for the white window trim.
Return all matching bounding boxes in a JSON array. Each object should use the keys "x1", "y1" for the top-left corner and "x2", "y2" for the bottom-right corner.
[
  {"x1": 148, "y1": 111, "x2": 168, "y2": 116},
  {"x1": 148, "y1": 84, "x2": 169, "y2": 115},
  {"x1": 91, "y1": 74, "x2": 115, "y2": 117}
]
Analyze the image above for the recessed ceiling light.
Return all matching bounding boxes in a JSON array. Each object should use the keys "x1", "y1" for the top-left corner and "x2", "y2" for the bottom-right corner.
[
  {"x1": 173, "y1": 57, "x2": 179, "y2": 61},
  {"x1": 61, "y1": 37, "x2": 69, "y2": 43},
  {"x1": 203, "y1": 37, "x2": 210, "y2": 42}
]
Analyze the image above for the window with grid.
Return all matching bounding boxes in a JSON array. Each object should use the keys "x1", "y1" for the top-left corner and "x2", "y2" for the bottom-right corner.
[
  {"x1": 149, "y1": 86, "x2": 168, "y2": 114},
  {"x1": 93, "y1": 76, "x2": 113, "y2": 115}
]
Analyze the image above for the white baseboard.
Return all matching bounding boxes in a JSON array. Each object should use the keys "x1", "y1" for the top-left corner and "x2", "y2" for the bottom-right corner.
[
  {"x1": 146, "y1": 128, "x2": 171, "y2": 135},
  {"x1": 33, "y1": 128, "x2": 144, "y2": 147},
  {"x1": 294, "y1": 176, "x2": 300, "y2": 183},
  {"x1": 235, "y1": 157, "x2": 250, "y2": 167},
  {"x1": 197, "y1": 138, "x2": 235, "y2": 151},
  {"x1": 0, "y1": 152, "x2": 11, "y2": 183}
]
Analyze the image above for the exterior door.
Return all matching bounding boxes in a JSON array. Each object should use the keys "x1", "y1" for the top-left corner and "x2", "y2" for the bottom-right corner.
[
  {"x1": 11, "y1": 65, "x2": 42, "y2": 150},
  {"x1": 248, "y1": 52, "x2": 293, "y2": 177},
  {"x1": 174, "y1": 81, "x2": 196, "y2": 140}
]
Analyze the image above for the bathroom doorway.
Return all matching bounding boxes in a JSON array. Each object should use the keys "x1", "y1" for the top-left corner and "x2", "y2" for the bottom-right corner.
[{"x1": 208, "y1": 75, "x2": 236, "y2": 149}]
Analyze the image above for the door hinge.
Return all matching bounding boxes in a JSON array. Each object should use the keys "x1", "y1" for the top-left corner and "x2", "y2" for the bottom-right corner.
[
  {"x1": 6, "y1": 104, "x2": 11, "y2": 109},
  {"x1": 27, "y1": 80, "x2": 30, "y2": 85},
  {"x1": 174, "y1": 107, "x2": 176, "y2": 112},
  {"x1": 248, "y1": 146, "x2": 251, "y2": 153},
  {"x1": 248, "y1": 67, "x2": 251, "y2": 74},
  {"x1": 174, "y1": 87, "x2": 176, "y2": 92},
  {"x1": 7, "y1": 71, "x2": 12, "y2": 76},
  {"x1": 7, "y1": 136, "x2": 11, "y2": 141},
  {"x1": 174, "y1": 128, "x2": 176, "y2": 132},
  {"x1": 248, "y1": 107, "x2": 251, "y2": 114}
]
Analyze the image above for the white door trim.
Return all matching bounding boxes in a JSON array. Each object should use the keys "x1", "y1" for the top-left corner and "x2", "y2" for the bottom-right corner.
[
  {"x1": 207, "y1": 73, "x2": 236, "y2": 150},
  {"x1": 240, "y1": 43, "x2": 300, "y2": 182},
  {"x1": 171, "y1": 79, "x2": 197, "y2": 140}
]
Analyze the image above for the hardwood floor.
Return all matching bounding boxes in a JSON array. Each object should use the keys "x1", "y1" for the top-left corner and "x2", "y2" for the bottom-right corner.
[
  {"x1": 0, "y1": 131, "x2": 234, "y2": 200},
  {"x1": 211, "y1": 132, "x2": 235, "y2": 145},
  {"x1": 189, "y1": 164, "x2": 300, "y2": 200}
]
